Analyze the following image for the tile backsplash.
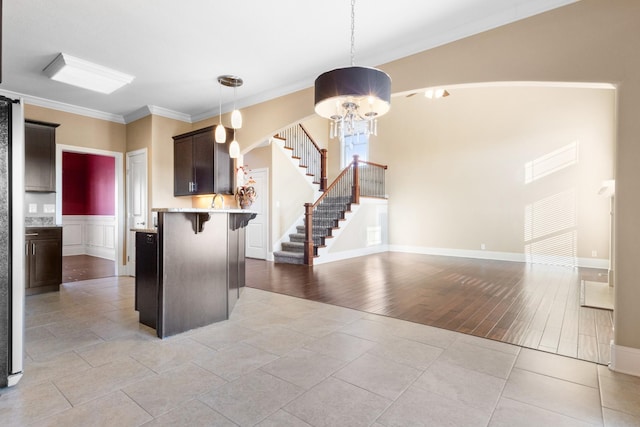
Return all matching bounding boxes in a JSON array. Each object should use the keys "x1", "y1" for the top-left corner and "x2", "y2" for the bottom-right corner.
[{"x1": 24, "y1": 192, "x2": 56, "y2": 226}]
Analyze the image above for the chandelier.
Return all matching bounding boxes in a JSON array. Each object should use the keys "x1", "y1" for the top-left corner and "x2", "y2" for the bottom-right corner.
[
  {"x1": 215, "y1": 75, "x2": 243, "y2": 158},
  {"x1": 314, "y1": 0, "x2": 391, "y2": 140}
]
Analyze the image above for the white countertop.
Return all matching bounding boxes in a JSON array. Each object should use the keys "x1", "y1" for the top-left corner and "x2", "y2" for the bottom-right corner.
[{"x1": 152, "y1": 208, "x2": 257, "y2": 214}]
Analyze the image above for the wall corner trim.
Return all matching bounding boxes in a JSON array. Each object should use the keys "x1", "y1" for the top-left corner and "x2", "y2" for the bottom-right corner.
[{"x1": 609, "y1": 343, "x2": 640, "y2": 378}]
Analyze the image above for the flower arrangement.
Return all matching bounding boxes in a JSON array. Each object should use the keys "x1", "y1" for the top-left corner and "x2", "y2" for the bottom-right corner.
[{"x1": 235, "y1": 165, "x2": 257, "y2": 208}]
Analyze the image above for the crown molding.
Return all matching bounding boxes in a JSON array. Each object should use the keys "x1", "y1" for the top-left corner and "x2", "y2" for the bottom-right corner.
[
  {"x1": 147, "y1": 105, "x2": 192, "y2": 123},
  {"x1": 124, "y1": 105, "x2": 193, "y2": 124},
  {"x1": 0, "y1": 89, "x2": 127, "y2": 124}
]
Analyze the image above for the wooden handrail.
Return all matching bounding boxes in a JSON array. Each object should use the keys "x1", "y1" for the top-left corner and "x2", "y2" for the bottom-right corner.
[
  {"x1": 312, "y1": 160, "x2": 353, "y2": 208},
  {"x1": 304, "y1": 155, "x2": 388, "y2": 265},
  {"x1": 300, "y1": 125, "x2": 328, "y2": 191},
  {"x1": 300, "y1": 124, "x2": 323, "y2": 153},
  {"x1": 358, "y1": 159, "x2": 388, "y2": 170},
  {"x1": 277, "y1": 124, "x2": 328, "y2": 191}
]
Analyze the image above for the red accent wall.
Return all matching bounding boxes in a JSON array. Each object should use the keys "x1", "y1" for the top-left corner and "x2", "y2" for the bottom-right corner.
[{"x1": 62, "y1": 152, "x2": 115, "y2": 215}]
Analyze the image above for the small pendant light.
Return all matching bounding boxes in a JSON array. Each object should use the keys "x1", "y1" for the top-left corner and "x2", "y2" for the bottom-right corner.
[
  {"x1": 216, "y1": 75, "x2": 243, "y2": 156},
  {"x1": 214, "y1": 80, "x2": 226, "y2": 143},
  {"x1": 231, "y1": 85, "x2": 243, "y2": 129}
]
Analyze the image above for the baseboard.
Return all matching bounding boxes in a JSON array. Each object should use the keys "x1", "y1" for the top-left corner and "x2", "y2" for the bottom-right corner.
[
  {"x1": 63, "y1": 246, "x2": 85, "y2": 256},
  {"x1": 315, "y1": 244, "x2": 389, "y2": 265},
  {"x1": 388, "y1": 245, "x2": 609, "y2": 269},
  {"x1": 610, "y1": 343, "x2": 640, "y2": 377},
  {"x1": 86, "y1": 246, "x2": 116, "y2": 261},
  {"x1": 7, "y1": 372, "x2": 23, "y2": 387}
]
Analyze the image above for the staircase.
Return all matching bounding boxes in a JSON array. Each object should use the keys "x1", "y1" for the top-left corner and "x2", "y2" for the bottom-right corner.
[
  {"x1": 274, "y1": 195, "x2": 353, "y2": 265},
  {"x1": 272, "y1": 124, "x2": 388, "y2": 266}
]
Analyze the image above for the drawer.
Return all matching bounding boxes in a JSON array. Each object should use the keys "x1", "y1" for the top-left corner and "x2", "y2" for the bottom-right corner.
[{"x1": 25, "y1": 227, "x2": 62, "y2": 238}]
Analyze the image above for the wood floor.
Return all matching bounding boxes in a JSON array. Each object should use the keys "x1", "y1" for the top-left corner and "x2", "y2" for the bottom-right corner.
[
  {"x1": 246, "y1": 252, "x2": 613, "y2": 365},
  {"x1": 62, "y1": 255, "x2": 115, "y2": 283}
]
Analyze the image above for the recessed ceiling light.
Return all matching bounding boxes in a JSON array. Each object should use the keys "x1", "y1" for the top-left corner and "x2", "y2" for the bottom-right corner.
[
  {"x1": 43, "y1": 53, "x2": 134, "y2": 94},
  {"x1": 425, "y1": 88, "x2": 450, "y2": 99}
]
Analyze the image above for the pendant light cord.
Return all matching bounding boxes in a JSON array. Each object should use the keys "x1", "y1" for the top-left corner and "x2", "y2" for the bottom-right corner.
[
  {"x1": 350, "y1": 0, "x2": 356, "y2": 67},
  {"x1": 218, "y1": 84, "x2": 222, "y2": 125}
]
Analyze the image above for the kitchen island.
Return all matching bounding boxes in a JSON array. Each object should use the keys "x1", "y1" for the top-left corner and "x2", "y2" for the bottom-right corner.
[{"x1": 135, "y1": 208, "x2": 256, "y2": 338}]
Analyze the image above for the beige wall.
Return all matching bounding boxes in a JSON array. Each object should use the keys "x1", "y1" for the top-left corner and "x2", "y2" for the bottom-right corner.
[
  {"x1": 149, "y1": 115, "x2": 191, "y2": 209},
  {"x1": 25, "y1": 105, "x2": 126, "y2": 153},
  {"x1": 125, "y1": 115, "x2": 152, "y2": 153},
  {"x1": 380, "y1": 85, "x2": 614, "y2": 264},
  {"x1": 193, "y1": 89, "x2": 316, "y2": 154}
]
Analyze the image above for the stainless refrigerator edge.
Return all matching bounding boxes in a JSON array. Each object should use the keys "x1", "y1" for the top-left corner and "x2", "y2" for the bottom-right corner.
[{"x1": 1, "y1": 96, "x2": 25, "y2": 388}]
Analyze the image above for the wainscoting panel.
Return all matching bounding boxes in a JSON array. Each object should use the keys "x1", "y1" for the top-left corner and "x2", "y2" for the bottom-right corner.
[{"x1": 62, "y1": 215, "x2": 116, "y2": 260}]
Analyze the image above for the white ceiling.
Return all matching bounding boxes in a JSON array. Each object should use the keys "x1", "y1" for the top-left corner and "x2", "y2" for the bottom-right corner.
[{"x1": 1, "y1": 0, "x2": 577, "y2": 124}]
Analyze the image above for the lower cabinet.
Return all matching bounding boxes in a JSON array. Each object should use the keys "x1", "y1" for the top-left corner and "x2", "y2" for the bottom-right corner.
[
  {"x1": 135, "y1": 232, "x2": 158, "y2": 329},
  {"x1": 25, "y1": 227, "x2": 62, "y2": 295}
]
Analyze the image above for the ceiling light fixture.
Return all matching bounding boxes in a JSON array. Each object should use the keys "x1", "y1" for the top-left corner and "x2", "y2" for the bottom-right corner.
[
  {"x1": 216, "y1": 75, "x2": 244, "y2": 158},
  {"x1": 314, "y1": 0, "x2": 391, "y2": 140},
  {"x1": 425, "y1": 88, "x2": 450, "y2": 99},
  {"x1": 43, "y1": 53, "x2": 134, "y2": 94}
]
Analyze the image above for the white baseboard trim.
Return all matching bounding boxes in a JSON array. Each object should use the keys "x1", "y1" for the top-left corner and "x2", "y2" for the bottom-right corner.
[
  {"x1": 388, "y1": 245, "x2": 609, "y2": 269},
  {"x1": 63, "y1": 246, "x2": 85, "y2": 256},
  {"x1": 610, "y1": 343, "x2": 640, "y2": 377},
  {"x1": 315, "y1": 244, "x2": 389, "y2": 265},
  {"x1": 86, "y1": 246, "x2": 116, "y2": 261}
]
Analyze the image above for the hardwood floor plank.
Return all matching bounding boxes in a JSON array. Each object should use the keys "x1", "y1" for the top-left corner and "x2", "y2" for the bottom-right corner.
[
  {"x1": 245, "y1": 253, "x2": 612, "y2": 364},
  {"x1": 62, "y1": 255, "x2": 115, "y2": 282}
]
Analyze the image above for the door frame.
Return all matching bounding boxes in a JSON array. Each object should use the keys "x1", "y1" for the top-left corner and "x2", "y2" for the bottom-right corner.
[
  {"x1": 55, "y1": 144, "x2": 125, "y2": 276},
  {"x1": 126, "y1": 148, "x2": 148, "y2": 276},
  {"x1": 246, "y1": 167, "x2": 269, "y2": 260}
]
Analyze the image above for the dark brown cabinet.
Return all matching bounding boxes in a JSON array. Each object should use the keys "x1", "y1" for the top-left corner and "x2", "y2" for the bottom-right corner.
[
  {"x1": 173, "y1": 126, "x2": 233, "y2": 196},
  {"x1": 25, "y1": 120, "x2": 59, "y2": 192},
  {"x1": 135, "y1": 231, "x2": 158, "y2": 329},
  {"x1": 25, "y1": 227, "x2": 62, "y2": 295}
]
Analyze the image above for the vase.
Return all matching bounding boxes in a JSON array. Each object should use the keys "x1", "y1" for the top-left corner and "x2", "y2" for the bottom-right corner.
[{"x1": 240, "y1": 199, "x2": 252, "y2": 209}]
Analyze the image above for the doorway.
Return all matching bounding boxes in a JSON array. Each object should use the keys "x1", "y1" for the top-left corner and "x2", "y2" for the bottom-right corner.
[
  {"x1": 125, "y1": 148, "x2": 148, "y2": 276},
  {"x1": 245, "y1": 168, "x2": 268, "y2": 259},
  {"x1": 55, "y1": 144, "x2": 124, "y2": 279}
]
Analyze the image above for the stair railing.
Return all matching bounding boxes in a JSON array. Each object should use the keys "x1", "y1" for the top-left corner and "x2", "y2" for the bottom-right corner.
[
  {"x1": 277, "y1": 124, "x2": 327, "y2": 191},
  {"x1": 304, "y1": 155, "x2": 387, "y2": 265}
]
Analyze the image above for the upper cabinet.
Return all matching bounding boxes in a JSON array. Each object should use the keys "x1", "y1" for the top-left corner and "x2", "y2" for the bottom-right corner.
[
  {"x1": 173, "y1": 126, "x2": 233, "y2": 196},
  {"x1": 25, "y1": 120, "x2": 60, "y2": 192}
]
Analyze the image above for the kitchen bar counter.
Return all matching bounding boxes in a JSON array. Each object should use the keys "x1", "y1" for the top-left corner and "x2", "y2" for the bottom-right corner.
[{"x1": 136, "y1": 209, "x2": 256, "y2": 338}]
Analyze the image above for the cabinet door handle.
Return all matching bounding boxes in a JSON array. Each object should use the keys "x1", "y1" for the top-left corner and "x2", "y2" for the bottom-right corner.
[
  {"x1": 25, "y1": 233, "x2": 38, "y2": 236},
  {"x1": 32, "y1": 243, "x2": 35, "y2": 256}
]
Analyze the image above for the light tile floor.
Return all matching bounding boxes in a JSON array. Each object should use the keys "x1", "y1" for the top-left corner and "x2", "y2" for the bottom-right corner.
[{"x1": 2, "y1": 276, "x2": 639, "y2": 426}]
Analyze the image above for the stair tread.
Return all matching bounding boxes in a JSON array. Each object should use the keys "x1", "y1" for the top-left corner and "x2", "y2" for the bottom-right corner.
[{"x1": 274, "y1": 251, "x2": 304, "y2": 258}]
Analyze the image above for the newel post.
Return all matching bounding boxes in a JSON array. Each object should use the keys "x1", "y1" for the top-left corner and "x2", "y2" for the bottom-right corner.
[
  {"x1": 304, "y1": 203, "x2": 314, "y2": 266},
  {"x1": 320, "y1": 149, "x2": 328, "y2": 191},
  {"x1": 352, "y1": 154, "x2": 360, "y2": 205}
]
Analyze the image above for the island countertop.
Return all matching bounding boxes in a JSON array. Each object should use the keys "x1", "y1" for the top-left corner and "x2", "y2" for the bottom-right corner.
[
  {"x1": 152, "y1": 207, "x2": 257, "y2": 214},
  {"x1": 135, "y1": 208, "x2": 256, "y2": 338}
]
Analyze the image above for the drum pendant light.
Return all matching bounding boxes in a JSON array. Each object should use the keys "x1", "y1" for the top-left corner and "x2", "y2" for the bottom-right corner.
[{"x1": 314, "y1": 0, "x2": 391, "y2": 140}]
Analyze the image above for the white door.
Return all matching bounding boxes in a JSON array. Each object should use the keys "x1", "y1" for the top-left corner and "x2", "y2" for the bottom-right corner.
[
  {"x1": 126, "y1": 149, "x2": 148, "y2": 275},
  {"x1": 246, "y1": 168, "x2": 268, "y2": 259}
]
